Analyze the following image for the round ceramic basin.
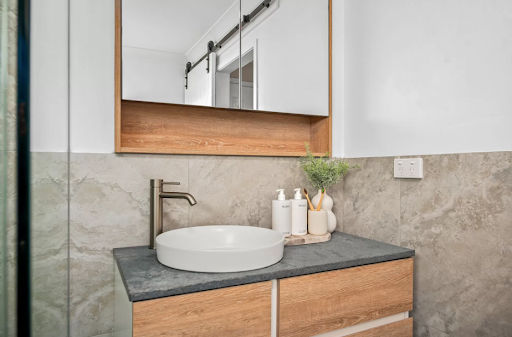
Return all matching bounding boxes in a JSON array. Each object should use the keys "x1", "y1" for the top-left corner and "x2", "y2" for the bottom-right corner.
[{"x1": 156, "y1": 226, "x2": 284, "y2": 273}]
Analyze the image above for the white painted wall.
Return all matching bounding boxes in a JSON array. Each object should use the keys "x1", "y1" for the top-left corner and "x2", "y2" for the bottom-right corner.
[
  {"x1": 34, "y1": 0, "x2": 512, "y2": 157},
  {"x1": 69, "y1": 0, "x2": 115, "y2": 153},
  {"x1": 30, "y1": 0, "x2": 69, "y2": 152},
  {"x1": 335, "y1": 0, "x2": 512, "y2": 158},
  {"x1": 122, "y1": 47, "x2": 187, "y2": 104},
  {"x1": 331, "y1": 0, "x2": 344, "y2": 158}
]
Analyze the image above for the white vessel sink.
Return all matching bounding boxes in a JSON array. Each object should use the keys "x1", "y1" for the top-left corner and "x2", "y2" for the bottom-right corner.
[{"x1": 156, "y1": 226, "x2": 284, "y2": 273}]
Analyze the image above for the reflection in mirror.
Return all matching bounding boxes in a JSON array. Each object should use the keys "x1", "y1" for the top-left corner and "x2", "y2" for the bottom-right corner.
[
  {"x1": 122, "y1": 0, "x2": 240, "y2": 107},
  {"x1": 121, "y1": 0, "x2": 329, "y2": 116},
  {"x1": 216, "y1": 51, "x2": 254, "y2": 109},
  {"x1": 241, "y1": 0, "x2": 329, "y2": 116}
]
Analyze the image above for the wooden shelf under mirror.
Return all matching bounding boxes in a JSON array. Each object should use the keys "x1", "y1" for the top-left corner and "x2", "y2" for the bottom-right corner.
[
  {"x1": 114, "y1": 0, "x2": 332, "y2": 157},
  {"x1": 118, "y1": 100, "x2": 330, "y2": 156}
]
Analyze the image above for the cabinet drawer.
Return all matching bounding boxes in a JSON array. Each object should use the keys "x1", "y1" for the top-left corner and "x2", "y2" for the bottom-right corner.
[
  {"x1": 133, "y1": 281, "x2": 271, "y2": 337},
  {"x1": 347, "y1": 318, "x2": 413, "y2": 337},
  {"x1": 279, "y1": 258, "x2": 413, "y2": 337}
]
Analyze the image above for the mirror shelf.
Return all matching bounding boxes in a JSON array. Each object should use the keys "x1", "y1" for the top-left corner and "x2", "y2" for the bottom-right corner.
[{"x1": 116, "y1": 100, "x2": 330, "y2": 157}]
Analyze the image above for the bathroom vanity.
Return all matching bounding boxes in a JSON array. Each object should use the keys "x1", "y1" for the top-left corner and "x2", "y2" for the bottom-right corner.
[{"x1": 114, "y1": 232, "x2": 414, "y2": 337}]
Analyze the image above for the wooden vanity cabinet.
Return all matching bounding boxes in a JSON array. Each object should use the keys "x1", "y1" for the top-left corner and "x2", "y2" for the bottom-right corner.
[
  {"x1": 279, "y1": 258, "x2": 414, "y2": 337},
  {"x1": 346, "y1": 318, "x2": 413, "y2": 337},
  {"x1": 132, "y1": 281, "x2": 272, "y2": 337},
  {"x1": 120, "y1": 258, "x2": 413, "y2": 337}
]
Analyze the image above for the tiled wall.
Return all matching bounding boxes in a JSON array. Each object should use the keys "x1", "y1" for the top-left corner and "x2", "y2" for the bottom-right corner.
[
  {"x1": 337, "y1": 152, "x2": 512, "y2": 337},
  {"x1": 69, "y1": 153, "x2": 308, "y2": 337},
  {"x1": 17, "y1": 149, "x2": 512, "y2": 337},
  {"x1": 31, "y1": 153, "x2": 69, "y2": 337},
  {"x1": 2, "y1": 0, "x2": 17, "y2": 335},
  {"x1": 65, "y1": 151, "x2": 512, "y2": 337}
]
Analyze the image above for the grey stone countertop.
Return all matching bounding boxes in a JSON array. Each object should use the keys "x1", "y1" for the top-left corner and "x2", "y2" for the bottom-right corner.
[{"x1": 114, "y1": 231, "x2": 415, "y2": 302}]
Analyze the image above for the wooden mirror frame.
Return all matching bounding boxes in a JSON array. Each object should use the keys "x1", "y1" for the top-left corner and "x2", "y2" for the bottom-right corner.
[{"x1": 115, "y1": 0, "x2": 332, "y2": 156}]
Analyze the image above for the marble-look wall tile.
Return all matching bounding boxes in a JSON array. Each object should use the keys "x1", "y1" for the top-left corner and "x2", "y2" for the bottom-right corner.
[
  {"x1": 62, "y1": 150, "x2": 512, "y2": 337},
  {"x1": 401, "y1": 152, "x2": 512, "y2": 336},
  {"x1": 0, "y1": 147, "x2": 7, "y2": 337},
  {"x1": 6, "y1": 0, "x2": 17, "y2": 152},
  {"x1": 3, "y1": 152, "x2": 16, "y2": 337},
  {"x1": 329, "y1": 184, "x2": 344, "y2": 232},
  {"x1": 0, "y1": 3, "x2": 5, "y2": 155},
  {"x1": 69, "y1": 154, "x2": 312, "y2": 336},
  {"x1": 188, "y1": 156, "x2": 309, "y2": 228},
  {"x1": 70, "y1": 153, "x2": 189, "y2": 248},
  {"x1": 31, "y1": 152, "x2": 69, "y2": 337},
  {"x1": 336, "y1": 157, "x2": 400, "y2": 245},
  {"x1": 70, "y1": 153, "x2": 189, "y2": 337},
  {"x1": 70, "y1": 246, "x2": 114, "y2": 337},
  {"x1": 414, "y1": 320, "x2": 450, "y2": 337},
  {"x1": 2, "y1": 1, "x2": 17, "y2": 334}
]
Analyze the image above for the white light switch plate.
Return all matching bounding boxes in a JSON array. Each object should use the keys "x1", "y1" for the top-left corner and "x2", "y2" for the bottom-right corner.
[{"x1": 394, "y1": 158, "x2": 423, "y2": 179}]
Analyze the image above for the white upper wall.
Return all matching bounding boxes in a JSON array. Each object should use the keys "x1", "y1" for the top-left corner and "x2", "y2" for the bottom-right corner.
[
  {"x1": 33, "y1": 0, "x2": 512, "y2": 155},
  {"x1": 335, "y1": 0, "x2": 512, "y2": 158},
  {"x1": 331, "y1": 0, "x2": 344, "y2": 157},
  {"x1": 70, "y1": 0, "x2": 115, "y2": 153},
  {"x1": 30, "y1": 0, "x2": 69, "y2": 152}
]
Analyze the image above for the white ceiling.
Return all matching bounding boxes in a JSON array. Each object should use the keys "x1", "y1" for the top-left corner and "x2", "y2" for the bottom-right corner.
[{"x1": 122, "y1": 0, "x2": 237, "y2": 55}]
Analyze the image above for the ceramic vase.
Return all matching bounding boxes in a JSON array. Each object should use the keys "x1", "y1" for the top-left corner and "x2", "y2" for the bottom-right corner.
[
  {"x1": 311, "y1": 189, "x2": 336, "y2": 233},
  {"x1": 308, "y1": 210, "x2": 328, "y2": 235}
]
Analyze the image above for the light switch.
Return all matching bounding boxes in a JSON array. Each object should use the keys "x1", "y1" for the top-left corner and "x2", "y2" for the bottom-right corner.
[{"x1": 394, "y1": 158, "x2": 423, "y2": 179}]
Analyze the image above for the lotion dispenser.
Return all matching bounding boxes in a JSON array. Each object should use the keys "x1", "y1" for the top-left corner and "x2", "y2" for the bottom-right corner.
[
  {"x1": 272, "y1": 189, "x2": 292, "y2": 237},
  {"x1": 291, "y1": 188, "x2": 307, "y2": 236}
]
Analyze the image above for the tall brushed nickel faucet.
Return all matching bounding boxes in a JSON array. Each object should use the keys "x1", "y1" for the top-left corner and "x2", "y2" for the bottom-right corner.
[{"x1": 149, "y1": 179, "x2": 197, "y2": 249}]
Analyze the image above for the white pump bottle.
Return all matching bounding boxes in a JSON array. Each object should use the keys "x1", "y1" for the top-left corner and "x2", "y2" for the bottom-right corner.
[
  {"x1": 272, "y1": 189, "x2": 292, "y2": 237},
  {"x1": 291, "y1": 188, "x2": 308, "y2": 236}
]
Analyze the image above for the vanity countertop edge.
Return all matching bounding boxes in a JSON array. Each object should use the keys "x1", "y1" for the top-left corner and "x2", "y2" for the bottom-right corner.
[{"x1": 114, "y1": 231, "x2": 415, "y2": 302}]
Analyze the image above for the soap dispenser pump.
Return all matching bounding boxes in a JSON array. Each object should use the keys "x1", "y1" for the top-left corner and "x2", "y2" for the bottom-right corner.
[
  {"x1": 272, "y1": 189, "x2": 292, "y2": 237},
  {"x1": 291, "y1": 188, "x2": 308, "y2": 236},
  {"x1": 277, "y1": 189, "x2": 286, "y2": 200}
]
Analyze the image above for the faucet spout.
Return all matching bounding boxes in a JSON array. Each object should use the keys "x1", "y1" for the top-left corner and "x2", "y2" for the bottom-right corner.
[
  {"x1": 160, "y1": 192, "x2": 197, "y2": 206},
  {"x1": 149, "y1": 179, "x2": 197, "y2": 249}
]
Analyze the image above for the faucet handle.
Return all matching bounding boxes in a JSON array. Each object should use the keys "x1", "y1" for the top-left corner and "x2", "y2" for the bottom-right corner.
[
  {"x1": 150, "y1": 179, "x2": 180, "y2": 188},
  {"x1": 162, "y1": 182, "x2": 180, "y2": 191}
]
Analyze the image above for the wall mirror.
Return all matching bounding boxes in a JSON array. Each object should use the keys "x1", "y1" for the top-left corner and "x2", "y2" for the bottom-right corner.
[
  {"x1": 239, "y1": 0, "x2": 329, "y2": 115},
  {"x1": 115, "y1": 0, "x2": 331, "y2": 157},
  {"x1": 122, "y1": 0, "x2": 239, "y2": 107},
  {"x1": 121, "y1": 0, "x2": 329, "y2": 116}
]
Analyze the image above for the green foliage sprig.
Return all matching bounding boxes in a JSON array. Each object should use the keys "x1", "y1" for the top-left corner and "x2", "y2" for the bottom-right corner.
[{"x1": 300, "y1": 143, "x2": 359, "y2": 192}]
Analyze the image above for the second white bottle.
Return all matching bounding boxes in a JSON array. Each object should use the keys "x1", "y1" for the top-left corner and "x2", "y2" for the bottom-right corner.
[{"x1": 291, "y1": 188, "x2": 308, "y2": 236}]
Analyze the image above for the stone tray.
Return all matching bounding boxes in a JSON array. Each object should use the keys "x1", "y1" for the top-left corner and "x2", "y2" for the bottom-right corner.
[{"x1": 284, "y1": 232, "x2": 331, "y2": 246}]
